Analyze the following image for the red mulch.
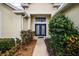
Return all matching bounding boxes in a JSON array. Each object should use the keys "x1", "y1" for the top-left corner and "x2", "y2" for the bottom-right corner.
[{"x1": 15, "y1": 40, "x2": 37, "y2": 56}]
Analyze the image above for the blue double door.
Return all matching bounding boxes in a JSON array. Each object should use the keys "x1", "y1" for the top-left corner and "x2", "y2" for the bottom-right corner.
[{"x1": 35, "y1": 24, "x2": 46, "y2": 36}]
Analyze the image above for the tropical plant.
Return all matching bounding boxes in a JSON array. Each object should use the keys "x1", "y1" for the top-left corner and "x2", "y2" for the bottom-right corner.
[
  {"x1": 49, "y1": 14, "x2": 79, "y2": 55},
  {"x1": 63, "y1": 35, "x2": 79, "y2": 55}
]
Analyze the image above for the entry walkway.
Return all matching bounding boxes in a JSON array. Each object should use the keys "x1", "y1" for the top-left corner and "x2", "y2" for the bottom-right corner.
[{"x1": 33, "y1": 39, "x2": 48, "y2": 56}]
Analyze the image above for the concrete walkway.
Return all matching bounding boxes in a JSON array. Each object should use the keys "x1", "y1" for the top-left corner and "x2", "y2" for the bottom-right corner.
[{"x1": 33, "y1": 39, "x2": 48, "y2": 56}]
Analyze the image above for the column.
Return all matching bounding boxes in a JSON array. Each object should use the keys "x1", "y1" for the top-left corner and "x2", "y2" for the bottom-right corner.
[
  {"x1": 27, "y1": 16, "x2": 31, "y2": 30},
  {"x1": 0, "y1": 12, "x2": 1, "y2": 37},
  {"x1": 21, "y1": 16, "x2": 24, "y2": 30}
]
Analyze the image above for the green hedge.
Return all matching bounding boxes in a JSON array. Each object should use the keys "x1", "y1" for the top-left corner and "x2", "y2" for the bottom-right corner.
[
  {"x1": 0, "y1": 38, "x2": 15, "y2": 53},
  {"x1": 49, "y1": 14, "x2": 79, "y2": 56}
]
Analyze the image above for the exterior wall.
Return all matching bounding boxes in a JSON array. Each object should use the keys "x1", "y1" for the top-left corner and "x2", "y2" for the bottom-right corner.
[
  {"x1": 31, "y1": 15, "x2": 51, "y2": 39},
  {"x1": 63, "y1": 4, "x2": 79, "y2": 27},
  {"x1": 25, "y1": 3, "x2": 57, "y2": 16},
  {"x1": 24, "y1": 3, "x2": 57, "y2": 39},
  {"x1": 0, "y1": 4, "x2": 22, "y2": 38},
  {"x1": 23, "y1": 18, "x2": 28, "y2": 30},
  {"x1": 0, "y1": 3, "x2": 57, "y2": 39},
  {"x1": 0, "y1": 12, "x2": 2, "y2": 37}
]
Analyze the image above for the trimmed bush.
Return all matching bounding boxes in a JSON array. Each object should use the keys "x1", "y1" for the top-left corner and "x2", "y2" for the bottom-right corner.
[
  {"x1": 49, "y1": 14, "x2": 79, "y2": 56},
  {"x1": 21, "y1": 30, "x2": 35, "y2": 45},
  {"x1": 0, "y1": 38, "x2": 15, "y2": 53}
]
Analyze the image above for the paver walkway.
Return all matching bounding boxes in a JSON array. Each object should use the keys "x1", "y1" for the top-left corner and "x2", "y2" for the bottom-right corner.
[{"x1": 33, "y1": 39, "x2": 48, "y2": 56}]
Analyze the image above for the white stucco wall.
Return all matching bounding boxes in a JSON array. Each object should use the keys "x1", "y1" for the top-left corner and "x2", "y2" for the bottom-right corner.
[
  {"x1": 23, "y1": 18, "x2": 28, "y2": 30},
  {"x1": 0, "y1": 3, "x2": 57, "y2": 39},
  {"x1": 63, "y1": 4, "x2": 79, "y2": 27},
  {"x1": 0, "y1": 4, "x2": 22, "y2": 38},
  {"x1": 23, "y1": 3, "x2": 57, "y2": 39},
  {"x1": 0, "y1": 12, "x2": 2, "y2": 37},
  {"x1": 25, "y1": 3, "x2": 57, "y2": 16}
]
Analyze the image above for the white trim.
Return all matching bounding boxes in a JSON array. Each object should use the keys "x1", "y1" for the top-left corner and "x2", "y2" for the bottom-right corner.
[
  {"x1": 53, "y1": 3, "x2": 69, "y2": 16},
  {"x1": 34, "y1": 16, "x2": 47, "y2": 24},
  {"x1": 21, "y1": 3, "x2": 29, "y2": 8},
  {"x1": 13, "y1": 10, "x2": 29, "y2": 18},
  {"x1": 5, "y1": 3, "x2": 20, "y2": 10},
  {"x1": 34, "y1": 16, "x2": 47, "y2": 37},
  {"x1": 13, "y1": 10, "x2": 24, "y2": 14},
  {"x1": 35, "y1": 16, "x2": 46, "y2": 23}
]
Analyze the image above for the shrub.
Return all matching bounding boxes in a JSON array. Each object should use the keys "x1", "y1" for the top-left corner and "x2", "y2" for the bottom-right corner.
[
  {"x1": 21, "y1": 30, "x2": 35, "y2": 45},
  {"x1": 0, "y1": 38, "x2": 15, "y2": 53},
  {"x1": 45, "y1": 38, "x2": 54, "y2": 55},
  {"x1": 8, "y1": 48, "x2": 16, "y2": 56},
  {"x1": 63, "y1": 35, "x2": 79, "y2": 55},
  {"x1": 16, "y1": 38, "x2": 21, "y2": 45},
  {"x1": 49, "y1": 14, "x2": 78, "y2": 55},
  {"x1": 14, "y1": 38, "x2": 21, "y2": 51}
]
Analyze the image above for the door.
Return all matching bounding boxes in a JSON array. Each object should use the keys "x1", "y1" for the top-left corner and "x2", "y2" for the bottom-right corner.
[{"x1": 35, "y1": 24, "x2": 46, "y2": 36}]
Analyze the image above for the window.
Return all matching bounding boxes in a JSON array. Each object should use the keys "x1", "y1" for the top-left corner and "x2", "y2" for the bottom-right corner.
[{"x1": 35, "y1": 17, "x2": 46, "y2": 22}]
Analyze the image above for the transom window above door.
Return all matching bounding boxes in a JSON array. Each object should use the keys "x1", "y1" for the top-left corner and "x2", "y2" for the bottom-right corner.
[{"x1": 35, "y1": 17, "x2": 46, "y2": 22}]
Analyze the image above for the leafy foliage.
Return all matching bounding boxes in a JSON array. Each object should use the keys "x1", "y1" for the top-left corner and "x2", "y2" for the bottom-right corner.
[
  {"x1": 21, "y1": 30, "x2": 35, "y2": 45},
  {"x1": 49, "y1": 14, "x2": 79, "y2": 55},
  {"x1": 63, "y1": 35, "x2": 79, "y2": 56},
  {"x1": 0, "y1": 38, "x2": 23, "y2": 56},
  {"x1": 0, "y1": 38, "x2": 15, "y2": 53}
]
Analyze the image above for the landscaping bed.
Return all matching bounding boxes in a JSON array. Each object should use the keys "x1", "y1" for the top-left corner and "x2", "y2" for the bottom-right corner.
[
  {"x1": 0, "y1": 30, "x2": 36, "y2": 56},
  {"x1": 0, "y1": 38, "x2": 36, "y2": 56},
  {"x1": 15, "y1": 40, "x2": 37, "y2": 56},
  {"x1": 44, "y1": 38, "x2": 54, "y2": 56}
]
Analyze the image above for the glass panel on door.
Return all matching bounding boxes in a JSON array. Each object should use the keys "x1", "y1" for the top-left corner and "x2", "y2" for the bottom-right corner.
[
  {"x1": 35, "y1": 24, "x2": 40, "y2": 36},
  {"x1": 35, "y1": 24, "x2": 46, "y2": 36},
  {"x1": 41, "y1": 25, "x2": 46, "y2": 36}
]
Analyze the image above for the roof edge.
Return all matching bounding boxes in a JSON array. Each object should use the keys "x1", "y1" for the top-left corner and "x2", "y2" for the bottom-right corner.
[
  {"x1": 53, "y1": 3, "x2": 72, "y2": 16},
  {"x1": 13, "y1": 10, "x2": 28, "y2": 17},
  {"x1": 13, "y1": 10, "x2": 24, "y2": 14},
  {"x1": 4, "y1": 3, "x2": 20, "y2": 10}
]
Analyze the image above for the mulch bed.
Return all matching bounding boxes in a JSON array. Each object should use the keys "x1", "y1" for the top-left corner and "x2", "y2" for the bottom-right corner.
[
  {"x1": 44, "y1": 39, "x2": 54, "y2": 56},
  {"x1": 15, "y1": 40, "x2": 37, "y2": 56}
]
